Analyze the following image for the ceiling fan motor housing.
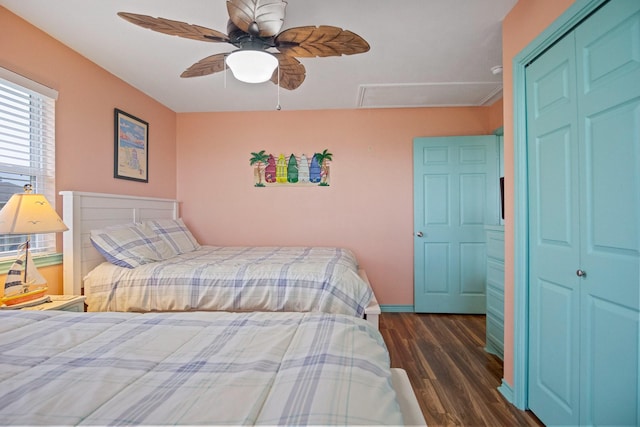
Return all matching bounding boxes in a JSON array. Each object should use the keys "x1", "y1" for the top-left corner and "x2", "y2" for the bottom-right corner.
[{"x1": 227, "y1": 20, "x2": 275, "y2": 51}]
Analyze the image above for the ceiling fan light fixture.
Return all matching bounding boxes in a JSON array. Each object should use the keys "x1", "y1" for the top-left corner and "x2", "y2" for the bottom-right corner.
[{"x1": 226, "y1": 50, "x2": 278, "y2": 84}]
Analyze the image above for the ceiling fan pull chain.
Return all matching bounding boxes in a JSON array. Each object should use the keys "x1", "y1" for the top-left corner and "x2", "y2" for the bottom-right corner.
[{"x1": 276, "y1": 63, "x2": 281, "y2": 111}]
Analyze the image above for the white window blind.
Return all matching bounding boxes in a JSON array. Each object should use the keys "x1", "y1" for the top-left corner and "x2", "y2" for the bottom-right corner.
[{"x1": 0, "y1": 68, "x2": 58, "y2": 259}]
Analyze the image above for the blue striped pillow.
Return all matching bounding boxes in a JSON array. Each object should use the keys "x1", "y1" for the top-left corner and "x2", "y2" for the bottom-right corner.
[
  {"x1": 90, "y1": 223, "x2": 168, "y2": 268},
  {"x1": 145, "y1": 218, "x2": 200, "y2": 255}
]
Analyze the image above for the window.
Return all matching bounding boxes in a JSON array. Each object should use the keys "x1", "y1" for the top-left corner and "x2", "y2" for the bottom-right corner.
[{"x1": 0, "y1": 68, "x2": 58, "y2": 259}]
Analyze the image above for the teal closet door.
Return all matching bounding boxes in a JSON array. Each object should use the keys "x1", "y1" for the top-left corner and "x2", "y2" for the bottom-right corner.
[
  {"x1": 527, "y1": 1, "x2": 640, "y2": 425},
  {"x1": 526, "y1": 32, "x2": 581, "y2": 426},
  {"x1": 413, "y1": 136, "x2": 498, "y2": 313},
  {"x1": 574, "y1": 1, "x2": 640, "y2": 424}
]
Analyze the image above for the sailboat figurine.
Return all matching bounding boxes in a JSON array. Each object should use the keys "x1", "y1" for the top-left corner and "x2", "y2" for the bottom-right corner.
[{"x1": 1, "y1": 245, "x2": 49, "y2": 307}]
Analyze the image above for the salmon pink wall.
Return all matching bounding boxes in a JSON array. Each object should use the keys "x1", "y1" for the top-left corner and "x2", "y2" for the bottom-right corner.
[
  {"x1": 501, "y1": 0, "x2": 574, "y2": 386},
  {"x1": 1, "y1": 7, "x2": 177, "y2": 202},
  {"x1": 488, "y1": 98, "x2": 504, "y2": 132},
  {"x1": 177, "y1": 108, "x2": 497, "y2": 305},
  {"x1": 0, "y1": 7, "x2": 177, "y2": 291}
]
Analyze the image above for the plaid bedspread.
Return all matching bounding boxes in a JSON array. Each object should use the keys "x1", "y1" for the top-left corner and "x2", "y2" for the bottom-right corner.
[
  {"x1": 84, "y1": 246, "x2": 373, "y2": 317},
  {"x1": 0, "y1": 310, "x2": 403, "y2": 426}
]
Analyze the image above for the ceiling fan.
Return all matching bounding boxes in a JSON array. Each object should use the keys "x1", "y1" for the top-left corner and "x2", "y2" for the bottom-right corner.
[{"x1": 118, "y1": 0, "x2": 370, "y2": 90}]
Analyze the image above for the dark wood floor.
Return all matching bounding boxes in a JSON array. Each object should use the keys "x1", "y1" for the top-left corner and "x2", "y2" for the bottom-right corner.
[{"x1": 379, "y1": 313, "x2": 544, "y2": 427}]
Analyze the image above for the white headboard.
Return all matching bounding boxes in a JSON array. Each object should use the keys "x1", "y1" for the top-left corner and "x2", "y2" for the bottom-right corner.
[{"x1": 60, "y1": 191, "x2": 179, "y2": 296}]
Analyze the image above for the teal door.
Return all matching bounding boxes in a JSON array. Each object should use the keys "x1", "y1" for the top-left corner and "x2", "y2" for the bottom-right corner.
[
  {"x1": 413, "y1": 136, "x2": 498, "y2": 313},
  {"x1": 526, "y1": 1, "x2": 640, "y2": 425}
]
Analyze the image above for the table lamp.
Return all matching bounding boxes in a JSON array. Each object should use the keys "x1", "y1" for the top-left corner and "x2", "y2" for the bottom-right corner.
[{"x1": 0, "y1": 184, "x2": 68, "y2": 306}]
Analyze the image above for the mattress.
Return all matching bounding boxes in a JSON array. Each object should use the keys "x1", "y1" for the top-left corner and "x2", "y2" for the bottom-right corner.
[
  {"x1": 83, "y1": 246, "x2": 373, "y2": 317},
  {"x1": 0, "y1": 310, "x2": 403, "y2": 425}
]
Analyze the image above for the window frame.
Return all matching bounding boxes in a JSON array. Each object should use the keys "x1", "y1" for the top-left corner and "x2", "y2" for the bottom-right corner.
[{"x1": 0, "y1": 67, "x2": 59, "y2": 262}]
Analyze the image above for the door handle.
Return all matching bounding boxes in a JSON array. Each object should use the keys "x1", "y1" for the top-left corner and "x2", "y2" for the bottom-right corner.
[
  {"x1": 576, "y1": 269, "x2": 586, "y2": 277},
  {"x1": 416, "y1": 231, "x2": 424, "y2": 237}
]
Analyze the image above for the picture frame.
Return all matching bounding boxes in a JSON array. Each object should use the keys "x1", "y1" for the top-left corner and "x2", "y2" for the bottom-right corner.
[{"x1": 114, "y1": 108, "x2": 148, "y2": 182}]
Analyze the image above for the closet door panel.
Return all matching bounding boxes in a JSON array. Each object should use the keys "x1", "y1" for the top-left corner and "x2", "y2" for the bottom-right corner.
[
  {"x1": 583, "y1": 299, "x2": 638, "y2": 425},
  {"x1": 582, "y1": 103, "x2": 640, "y2": 299},
  {"x1": 535, "y1": 278, "x2": 574, "y2": 400},
  {"x1": 575, "y1": 1, "x2": 640, "y2": 425},
  {"x1": 536, "y1": 128, "x2": 574, "y2": 247},
  {"x1": 586, "y1": 105, "x2": 638, "y2": 252},
  {"x1": 526, "y1": 33, "x2": 580, "y2": 426},
  {"x1": 580, "y1": 2, "x2": 640, "y2": 98}
]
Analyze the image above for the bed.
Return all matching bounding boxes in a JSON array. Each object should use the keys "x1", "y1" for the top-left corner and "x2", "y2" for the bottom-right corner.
[
  {"x1": 60, "y1": 191, "x2": 381, "y2": 328},
  {"x1": 0, "y1": 309, "x2": 425, "y2": 425},
  {"x1": 84, "y1": 245, "x2": 373, "y2": 317}
]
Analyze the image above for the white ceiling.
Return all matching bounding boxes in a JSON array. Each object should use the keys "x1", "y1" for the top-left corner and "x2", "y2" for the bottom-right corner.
[{"x1": 1, "y1": 0, "x2": 516, "y2": 113}]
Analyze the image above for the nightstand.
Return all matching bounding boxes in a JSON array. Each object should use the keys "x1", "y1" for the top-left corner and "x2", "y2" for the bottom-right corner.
[{"x1": 20, "y1": 295, "x2": 86, "y2": 312}]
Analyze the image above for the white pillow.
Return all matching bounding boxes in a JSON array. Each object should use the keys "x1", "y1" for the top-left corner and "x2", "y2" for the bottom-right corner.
[
  {"x1": 90, "y1": 223, "x2": 169, "y2": 268},
  {"x1": 144, "y1": 218, "x2": 200, "y2": 255}
]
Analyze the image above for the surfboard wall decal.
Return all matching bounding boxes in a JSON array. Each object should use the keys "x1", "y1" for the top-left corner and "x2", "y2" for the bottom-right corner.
[
  {"x1": 287, "y1": 154, "x2": 298, "y2": 183},
  {"x1": 298, "y1": 154, "x2": 310, "y2": 183},
  {"x1": 250, "y1": 150, "x2": 331, "y2": 187}
]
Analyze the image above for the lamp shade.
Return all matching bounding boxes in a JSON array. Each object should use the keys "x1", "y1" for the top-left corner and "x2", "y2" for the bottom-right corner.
[
  {"x1": 226, "y1": 50, "x2": 279, "y2": 84},
  {"x1": 0, "y1": 193, "x2": 68, "y2": 234}
]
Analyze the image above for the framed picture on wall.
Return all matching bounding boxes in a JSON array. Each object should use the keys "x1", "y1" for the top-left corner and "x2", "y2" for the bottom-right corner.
[{"x1": 114, "y1": 108, "x2": 148, "y2": 182}]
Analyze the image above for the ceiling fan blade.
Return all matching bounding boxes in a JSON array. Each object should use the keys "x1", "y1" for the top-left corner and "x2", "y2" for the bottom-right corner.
[
  {"x1": 118, "y1": 12, "x2": 230, "y2": 43},
  {"x1": 226, "y1": 0, "x2": 286, "y2": 37},
  {"x1": 181, "y1": 53, "x2": 228, "y2": 78},
  {"x1": 275, "y1": 26, "x2": 370, "y2": 57},
  {"x1": 270, "y1": 54, "x2": 305, "y2": 90}
]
